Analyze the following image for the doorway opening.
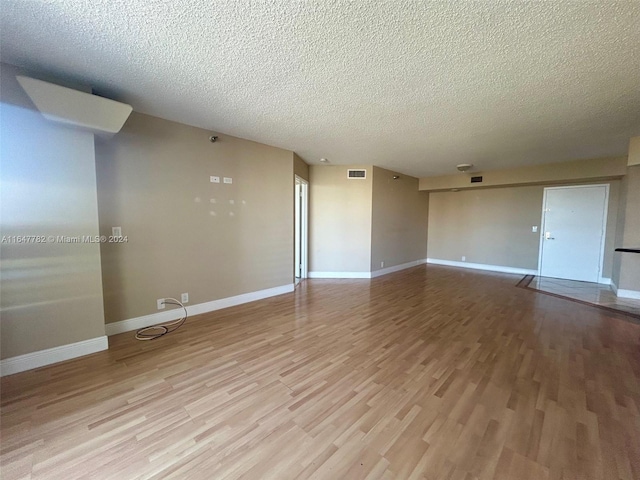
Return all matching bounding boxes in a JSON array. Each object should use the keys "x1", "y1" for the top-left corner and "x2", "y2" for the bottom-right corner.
[
  {"x1": 538, "y1": 184, "x2": 609, "y2": 283},
  {"x1": 295, "y1": 176, "x2": 309, "y2": 284}
]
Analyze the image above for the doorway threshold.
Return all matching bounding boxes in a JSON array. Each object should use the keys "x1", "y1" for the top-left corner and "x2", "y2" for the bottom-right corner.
[{"x1": 517, "y1": 275, "x2": 640, "y2": 321}]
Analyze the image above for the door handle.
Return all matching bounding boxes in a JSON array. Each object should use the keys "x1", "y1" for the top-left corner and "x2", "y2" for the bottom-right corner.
[{"x1": 545, "y1": 232, "x2": 555, "y2": 240}]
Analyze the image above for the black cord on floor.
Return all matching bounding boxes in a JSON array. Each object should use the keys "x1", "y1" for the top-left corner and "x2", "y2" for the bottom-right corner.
[{"x1": 135, "y1": 298, "x2": 188, "y2": 341}]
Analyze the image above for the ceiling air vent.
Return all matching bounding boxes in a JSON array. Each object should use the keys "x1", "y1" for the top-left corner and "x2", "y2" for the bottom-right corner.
[{"x1": 347, "y1": 169, "x2": 366, "y2": 179}]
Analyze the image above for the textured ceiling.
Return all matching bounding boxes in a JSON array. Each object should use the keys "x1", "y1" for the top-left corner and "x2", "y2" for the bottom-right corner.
[{"x1": 2, "y1": 1, "x2": 639, "y2": 177}]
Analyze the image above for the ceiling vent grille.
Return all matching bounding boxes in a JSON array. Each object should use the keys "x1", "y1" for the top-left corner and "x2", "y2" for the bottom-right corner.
[{"x1": 347, "y1": 169, "x2": 366, "y2": 179}]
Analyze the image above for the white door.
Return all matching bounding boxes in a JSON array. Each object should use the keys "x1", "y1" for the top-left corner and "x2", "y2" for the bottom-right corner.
[{"x1": 539, "y1": 185, "x2": 608, "y2": 282}]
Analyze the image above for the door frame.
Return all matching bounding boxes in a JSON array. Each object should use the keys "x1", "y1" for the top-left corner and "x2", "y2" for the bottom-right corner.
[
  {"x1": 294, "y1": 175, "x2": 309, "y2": 280},
  {"x1": 537, "y1": 184, "x2": 609, "y2": 283}
]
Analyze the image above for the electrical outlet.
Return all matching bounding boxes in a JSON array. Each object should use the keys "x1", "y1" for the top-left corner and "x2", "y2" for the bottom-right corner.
[
  {"x1": 381, "y1": 261, "x2": 385, "y2": 268},
  {"x1": 112, "y1": 226, "x2": 122, "y2": 237},
  {"x1": 532, "y1": 226, "x2": 538, "y2": 233},
  {"x1": 461, "y1": 256, "x2": 466, "y2": 262},
  {"x1": 181, "y1": 293, "x2": 189, "y2": 304},
  {"x1": 210, "y1": 176, "x2": 220, "y2": 183},
  {"x1": 223, "y1": 177, "x2": 232, "y2": 184},
  {"x1": 157, "y1": 298, "x2": 165, "y2": 310}
]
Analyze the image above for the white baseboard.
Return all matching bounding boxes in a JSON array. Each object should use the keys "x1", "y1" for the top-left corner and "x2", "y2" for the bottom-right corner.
[
  {"x1": 309, "y1": 259, "x2": 428, "y2": 280},
  {"x1": 308, "y1": 271, "x2": 371, "y2": 279},
  {"x1": 105, "y1": 283, "x2": 294, "y2": 336},
  {"x1": 0, "y1": 336, "x2": 108, "y2": 377},
  {"x1": 599, "y1": 277, "x2": 612, "y2": 285},
  {"x1": 611, "y1": 277, "x2": 640, "y2": 299},
  {"x1": 616, "y1": 288, "x2": 640, "y2": 300},
  {"x1": 426, "y1": 258, "x2": 538, "y2": 276},
  {"x1": 370, "y1": 258, "x2": 428, "y2": 278}
]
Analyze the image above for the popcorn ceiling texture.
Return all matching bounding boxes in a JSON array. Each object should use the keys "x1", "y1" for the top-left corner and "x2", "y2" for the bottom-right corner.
[{"x1": 1, "y1": 0, "x2": 639, "y2": 177}]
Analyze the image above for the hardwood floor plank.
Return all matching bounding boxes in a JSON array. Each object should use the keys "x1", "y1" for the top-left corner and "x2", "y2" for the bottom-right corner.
[{"x1": 1, "y1": 265, "x2": 639, "y2": 479}]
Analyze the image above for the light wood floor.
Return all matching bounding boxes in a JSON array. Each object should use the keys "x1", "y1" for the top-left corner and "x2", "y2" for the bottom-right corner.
[{"x1": 2, "y1": 265, "x2": 640, "y2": 480}]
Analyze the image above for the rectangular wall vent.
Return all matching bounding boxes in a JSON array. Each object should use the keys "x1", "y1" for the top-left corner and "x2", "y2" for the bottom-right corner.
[
  {"x1": 471, "y1": 176, "x2": 483, "y2": 183},
  {"x1": 347, "y1": 169, "x2": 367, "y2": 179}
]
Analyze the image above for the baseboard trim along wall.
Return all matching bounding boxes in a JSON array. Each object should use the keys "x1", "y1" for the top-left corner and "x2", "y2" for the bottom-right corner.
[
  {"x1": 617, "y1": 289, "x2": 640, "y2": 300},
  {"x1": 426, "y1": 258, "x2": 538, "y2": 276},
  {"x1": 616, "y1": 288, "x2": 640, "y2": 300},
  {"x1": 370, "y1": 259, "x2": 428, "y2": 278},
  {"x1": 105, "y1": 283, "x2": 295, "y2": 336},
  {"x1": 611, "y1": 279, "x2": 640, "y2": 299},
  {"x1": 309, "y1": 259, "x2": 428, "y2": 279},
  {"x1": 0, "y1": 336, "x2": 109, "y2": 377},
  {"x1": 308, "y1": 271, "x2": 371, "y2": 279}
]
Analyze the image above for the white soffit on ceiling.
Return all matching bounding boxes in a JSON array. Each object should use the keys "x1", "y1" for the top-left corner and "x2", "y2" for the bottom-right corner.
[{"x1": 16, "y1": 76, "x2": 132, "y2": 134}]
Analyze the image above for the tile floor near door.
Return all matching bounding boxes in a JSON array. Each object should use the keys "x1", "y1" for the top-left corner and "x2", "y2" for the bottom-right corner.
[{"x1": 522, "y1": 275, "x2": 640, "y2": 319}]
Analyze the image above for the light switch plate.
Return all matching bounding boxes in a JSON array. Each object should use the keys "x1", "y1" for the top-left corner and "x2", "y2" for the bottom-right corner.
[
  {"x1": 223, "y1": 177, "x2": 232, "y2": 184},
  {"x1": 210, "y1": 176, "x2": 220, "y2": 183}
]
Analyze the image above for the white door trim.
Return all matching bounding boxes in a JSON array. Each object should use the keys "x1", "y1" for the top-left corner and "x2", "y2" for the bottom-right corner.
[
  {"x1": 294, "y1": 175, "x2": 309, "y2": 279},
  {"x1": 537, "y1": 184, "x2": 609, "y2": 283}
]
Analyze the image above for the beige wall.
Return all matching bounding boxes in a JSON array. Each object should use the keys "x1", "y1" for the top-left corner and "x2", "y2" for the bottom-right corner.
[
  {"x1": 428, "y1": 186, "x2": 543, "y2": 269},
  {"x1": 371, "y1": 167, "x2": 429, "y2": 272},
  {"x1": 602, "y1": 182, "x2": 621, "y2": 279},
  {"x1": 612, "y1": 174, "x2": 627, "y2": 288},
  {"x1": 628, "y1": 137, "x2": 640, "y2": 166},
  {"x1": 428, "y1": 181, "x2": 620, "y2": 276},
  {"x1": 96, "y1": 112, "x2": 294, "y2": 324},
  {"x1": 613, "y1": 165, "x2": 640, "y2": 291},
  {"x1": 309, "y1": 166, "x2": 372, "y2": 273},
  {"x1": 419, "y1": 156, "x2": 627, "y2": 191},
  {"x1": 294, "y1": 153, "x2": 309, "y2": 181},
  {"x1": 0, "y1": 63, "x2": 106, "y2": 359}
]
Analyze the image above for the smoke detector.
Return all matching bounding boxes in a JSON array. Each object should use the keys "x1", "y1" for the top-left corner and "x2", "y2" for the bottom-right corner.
[{"x1": 456, "y1": 163, "x2": 473, "y2": 172}]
